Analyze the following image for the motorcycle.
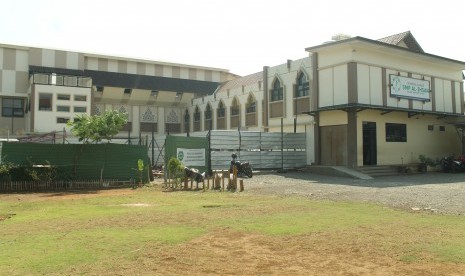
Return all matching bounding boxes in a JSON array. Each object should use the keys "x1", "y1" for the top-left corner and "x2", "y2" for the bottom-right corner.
[
  {"x1": 440, "y1": 155, "x2": 465, "y2": 173},
  {"x1": 184, "y1": 167, "x2": 205, "y2": 183},
  {"x1": 230, "y1": 154, "x2": 253, "y2": 178}
]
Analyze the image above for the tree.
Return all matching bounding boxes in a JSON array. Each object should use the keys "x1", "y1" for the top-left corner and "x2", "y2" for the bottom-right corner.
[{"x1": 67, "y1": 110, "x2": 128, "y2": 143}]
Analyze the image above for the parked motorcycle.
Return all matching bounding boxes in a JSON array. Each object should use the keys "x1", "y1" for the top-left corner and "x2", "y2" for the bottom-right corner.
[
  {"x1": 230, "y1": 153, "x2": 253, "y2": 178},
  {"x1": 440, "y1": 155, "x2": 465, "y2": 173},
  {"x1": 184, "y1": 167, "x2": 205, "y2": 183}
]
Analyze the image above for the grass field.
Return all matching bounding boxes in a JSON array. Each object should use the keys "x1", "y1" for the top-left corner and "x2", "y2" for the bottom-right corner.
[{"x1": 1, "y1": 186, "x2": 465, "y2": 275}]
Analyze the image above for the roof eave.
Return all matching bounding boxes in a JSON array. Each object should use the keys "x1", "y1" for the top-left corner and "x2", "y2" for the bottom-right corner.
[{"x1": 305, "y1": 36, "x2": 465, "y2": 67}]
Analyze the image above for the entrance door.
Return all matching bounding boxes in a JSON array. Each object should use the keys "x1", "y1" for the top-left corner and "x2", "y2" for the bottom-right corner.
[{"x1": 363, "y1": 122, "x2": 377, "y2": 165}]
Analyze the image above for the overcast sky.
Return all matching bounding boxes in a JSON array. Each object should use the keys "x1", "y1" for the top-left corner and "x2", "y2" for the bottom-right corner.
[{"x1": 1, "y1": 0, "x2": 464, "y2": 76}]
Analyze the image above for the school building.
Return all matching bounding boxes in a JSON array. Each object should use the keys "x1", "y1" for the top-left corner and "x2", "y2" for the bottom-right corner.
[{"x1": 1, "y1": 31, "x2": 464, "y2": 168}]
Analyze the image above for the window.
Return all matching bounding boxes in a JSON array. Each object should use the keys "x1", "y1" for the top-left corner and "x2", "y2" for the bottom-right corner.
[
  {"x1": 295, "y1": 72, "x2": 309, "y2": 97},
  {"x1": 57, "y1": 94, "x2": 70, "y2": 101},
  {"x1": 56, "y1": 117, "x2": 69, "y2": 124},
  {"x1": 271, "y1": 79, "x2": 283, "y2": 101},
  {"x1": 231, "y1": 99, "x2": 239, "y2": 116},
  {"x1": 124, "y1": 88, "x2": 132, "y2": 95},
  {"x1": 193, "y1": 107, "x2": 200, "y2": 122},
  {"x1": 428, "y1": 125, "x2": 434, "y2": 131},
  {"x1": 439, "y1": 126, "x2": 446, "y2": 132},
  {"x1": 205, "y1": 104, "x2": 212, "y2": 120},
  {"x1": 386, "y1": 123, "x2": 407, "y2": 142},
  {"x1": 96, "y1": 86, "x2": 104, "y2": 92},
  {"x1": 57, "y1": 105, "x2": 70, "y2": 112},
  {"x1": 64, "y1": 76, "x2": 77, "y2": 86},
  {"x1": 2, "y1": 98, "x2": 24, "y2": 117},
  {"x1": 39, "y1": 93, "x2": 53, "y2": 111},
  {"x1": 184, "y1": 110, "x2": 190, "y2": 123},
  {"x1": 246, "y1": 96, "x2": 256, "y2": 113},
  {"x1": 151, "y1": 90, "x2": 158, "y2": 97},
  {"x1": 217, "y1": 101, "x2": 225, "y2": 118},
  {"x1": 74, "y1": 95, "x2": 87, "y2": 102},
  {"x1": 74, "y1": 106, "x2": 87, "y2": 113}
]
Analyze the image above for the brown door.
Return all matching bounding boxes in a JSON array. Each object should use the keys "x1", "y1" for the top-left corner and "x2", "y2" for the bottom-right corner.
[{"x1": 320, "y1": 125, "x2": 347, "y2": 166}]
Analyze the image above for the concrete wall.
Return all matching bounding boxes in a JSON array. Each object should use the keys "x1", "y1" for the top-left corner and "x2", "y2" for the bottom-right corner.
[
  {"x1": 356, "y1": 110, "x2": 461, "y2": 166},
  {"x1": 33, "y1": 84, "x2": 91, "y2": 132}
]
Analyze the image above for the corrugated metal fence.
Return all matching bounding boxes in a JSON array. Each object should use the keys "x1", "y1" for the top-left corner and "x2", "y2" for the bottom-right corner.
[{"x1": 149, "y1": 130, "x2": 306, "y2": 170}]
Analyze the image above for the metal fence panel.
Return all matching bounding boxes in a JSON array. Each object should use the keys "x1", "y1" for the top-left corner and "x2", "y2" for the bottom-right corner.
[
  {"x1": 151, "y1": 129, "x2": 307, "y2": 170},
  {"x1": 240, "y1": 131, "x2": 261, "y2": 149}
]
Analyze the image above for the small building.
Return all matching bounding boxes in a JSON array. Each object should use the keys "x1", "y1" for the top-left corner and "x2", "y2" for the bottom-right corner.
[{"x1": 305, "y1": 31, "x2": 465, "y2": 167}]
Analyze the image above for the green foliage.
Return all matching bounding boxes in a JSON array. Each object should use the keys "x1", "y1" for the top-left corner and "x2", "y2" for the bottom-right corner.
[
  {"x1": 418, "y1": 155, "x2": 438, "y2": 166},
  {"x1": 67, "y1": 110, "x2": 128, "y2": 143},
  {"x1": 167, "y1": 157, "x2": 184, "y2": 184}
]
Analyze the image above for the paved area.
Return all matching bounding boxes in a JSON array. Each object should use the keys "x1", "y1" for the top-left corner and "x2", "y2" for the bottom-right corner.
[{"x1": 243, "y1": 171, "x2": 465, "y2": 215}]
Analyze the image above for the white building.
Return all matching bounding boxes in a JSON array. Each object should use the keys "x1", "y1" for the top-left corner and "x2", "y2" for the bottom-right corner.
[{"x1": 1, "y1": 31, "x2": 464, "y2": 168}]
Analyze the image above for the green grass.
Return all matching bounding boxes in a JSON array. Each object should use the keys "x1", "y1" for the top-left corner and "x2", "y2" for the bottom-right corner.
[{"x1": 1, "y1": 188, "x2": 465, "y2": 274}]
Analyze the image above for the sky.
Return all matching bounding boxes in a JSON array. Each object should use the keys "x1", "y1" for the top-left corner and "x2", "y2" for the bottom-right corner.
[{"x1": 1, "y1": 0, "x2": 464, "y2": 76}]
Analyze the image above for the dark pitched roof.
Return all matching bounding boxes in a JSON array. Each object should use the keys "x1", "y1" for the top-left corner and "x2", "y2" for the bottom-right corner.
[
  {"x1": 377, "y1": 31, "x2": 424, "y2": 53},
  {"x1": 29, "y1": 66, "x2": 221, "y2": 94}
]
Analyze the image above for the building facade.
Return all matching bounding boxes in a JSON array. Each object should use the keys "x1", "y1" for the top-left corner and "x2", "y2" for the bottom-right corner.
[{"x1": 1, "y1": 31, "x2": 464, "y2": 168}]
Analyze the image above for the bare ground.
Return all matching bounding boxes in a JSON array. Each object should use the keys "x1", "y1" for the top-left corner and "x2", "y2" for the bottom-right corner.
[{"x1": 3, "y1": 171, "x2": 465, "y2": 275}]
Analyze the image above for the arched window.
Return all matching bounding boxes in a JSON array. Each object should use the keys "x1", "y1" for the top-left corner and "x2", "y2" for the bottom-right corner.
[
  {"x1": 230, "y1": 98, "x2": 240, "y2": 129},
  {"x1": 184, "y1": 109, "x2": 190, "y2": 123},
  {"x1": 295, "y1": 71, "x2": 309, "y2": 98},
  {"x1": 193, "y1": 106, "x2": 201, "y2": 132},
  {"x1": 271, "y1": 78, "x2": 283, "y2": 101},
  {"x1": 194, "y1": 106, "x2": 200, "y2": 122},
  {"x1": 205, "y1": 104, "x2": 212, "y2": 120},
  {"x1": 245, "y1": 94, "x2": 257, "y2": 127},
  {"x1": 217, "y1": 101, "x2": 225, "y2": 118},
  {"x1": 231, "y1": 98, "x2": 240, "y2": 116},
  {"x1": 184, "y1": 109, "x2": 190, "y2": 133},
  {"x1": 246, "y1": 94, "x2": 256, "y2": 114},
  {"x1": 204, "y1": 103, "x2": 212, "y2": 130}
]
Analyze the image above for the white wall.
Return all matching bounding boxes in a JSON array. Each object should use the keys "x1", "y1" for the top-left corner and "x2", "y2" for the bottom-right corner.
[{"x1": 33, "y1": 85, "x2": 91, "y2": 132}]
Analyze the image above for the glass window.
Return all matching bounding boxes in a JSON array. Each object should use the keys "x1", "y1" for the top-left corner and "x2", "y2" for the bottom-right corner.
[
  {"x1": 296, "y1": 72, "x2": 309, "y2": 97},
  {"x1": 74, "y1": 106, "x2": 87, "y2": 113},
  {"x1": 193, "y1": 107, "x2": 201, "y2": 122},
  {"x1": 2, "y1": 98, "x2": 24, "y2": 117},
  {"x1": 57, "y1": 105, "x2": 70, "y2": 112},
  {"x1": 184, "y1": 110, "x2": 190, "y2": 123},
  {"x1": 39, "y1": 93, "x2": 53, "y2": 111},
  {"x1": 205, "y1": 105, "x2": 212, "y2": 120},
  {"x1": 57, "y1": 94, "x2": 70, "y2": 101},
  {"x1": 74, "y1": 95, "x2": 87, "y2": 101},
  {"x1": 386, "y1": 123, "x2": 407, "y2": 142},
  {"x1": 271, "y1": 79, "x2": 283, "y2": 102},
  {"x1": 56, "y1": 117, "x2": 69, "y2": 124},
  {"x1": 246, "y1": 96, "x2": 256, "y2": 113},
  {"x1": 217, "y1": 102, "x2": 225, "y2": 118},
  {"x1": 231, "y1": 99, "x2": 239, "y2": 116}
]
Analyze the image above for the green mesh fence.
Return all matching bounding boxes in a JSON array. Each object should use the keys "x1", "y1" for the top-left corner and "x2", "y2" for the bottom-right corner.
[{"x1": 0, "y1": 142, "x2": 149, "y2": 181}]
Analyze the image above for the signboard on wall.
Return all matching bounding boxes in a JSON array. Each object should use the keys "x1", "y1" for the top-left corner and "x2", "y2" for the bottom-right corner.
[
  {"x1": 390, "y1": 75, "x2": 430, "y2": 101},
  {"x1": 177, "y1": 148, "x2": 205, "y2": 166}
]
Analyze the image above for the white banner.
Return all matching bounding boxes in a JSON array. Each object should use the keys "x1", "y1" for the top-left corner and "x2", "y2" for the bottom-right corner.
[
  {"x1": 177, "y1": 148, "x2": 205, "y2": 166},
  {"x1": 390, "y1": 75, "x2": 430, "y2": 101}
]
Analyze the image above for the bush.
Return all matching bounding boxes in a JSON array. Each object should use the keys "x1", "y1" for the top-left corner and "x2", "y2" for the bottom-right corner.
[{"x1": 167, "y1": 157, "x2": 184, "y2": 184}]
